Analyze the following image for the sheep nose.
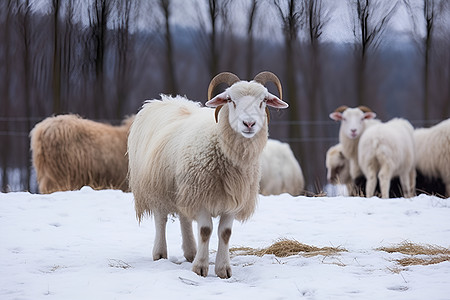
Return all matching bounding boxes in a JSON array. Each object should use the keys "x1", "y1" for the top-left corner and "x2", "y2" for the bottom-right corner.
[
  {"x1": 243, "y1": 121, "x2": 256, "y2": 129},
  {"x1": 351, "y1": 129, "x2": 356, "y2": 133}
]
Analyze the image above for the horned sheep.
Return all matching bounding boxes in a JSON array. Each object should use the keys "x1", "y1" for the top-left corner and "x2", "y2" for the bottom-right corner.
[
  {"x1": 413, "y1": 118, "x2": 450, "y2": 197},
  {"x1": 357, "y1": 118, "x2": 416, "y2": 198},
  {"x1": 30, "y1": 114, "x2": 133, "y2": 193},
  {"x1": 260, "y1": 139, "x2": 304, "y2": 196},
  {"x1": 127, "y1": 72, "x2": 288, "y2": 279}
]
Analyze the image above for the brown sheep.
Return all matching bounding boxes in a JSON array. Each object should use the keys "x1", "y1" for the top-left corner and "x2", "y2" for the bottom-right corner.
[{"x1": 30, "y1": 114, "x2": 134, "y2": 193}]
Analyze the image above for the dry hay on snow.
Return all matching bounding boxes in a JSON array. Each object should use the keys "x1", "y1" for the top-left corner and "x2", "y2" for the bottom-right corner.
[
  {"x1": 230, "y1": 239, "x2": 347, "y2": 258},
  {"x1": 377, "y1": 241, "x2": 450, "y2": 267},
  {"x1": 229, "y1": 240, "x2": 450, "y2": 267}
]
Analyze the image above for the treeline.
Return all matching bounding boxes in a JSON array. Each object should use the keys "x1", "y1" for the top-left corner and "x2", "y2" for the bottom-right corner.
[{"x1": 0, "y1": 0, "x2": 449, "y2": 193}]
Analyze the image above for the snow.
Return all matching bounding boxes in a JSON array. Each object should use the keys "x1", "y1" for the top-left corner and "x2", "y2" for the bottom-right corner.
[{"x1": 1, "y1": 187, "x2": 449, "y2": 299}]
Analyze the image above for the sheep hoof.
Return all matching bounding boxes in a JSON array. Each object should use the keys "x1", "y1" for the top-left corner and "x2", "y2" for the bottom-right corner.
[
  {"x1": 184, "y1": 251, "x2": 196, "y2": 263},
  {"x1": 192, "y1": 263, "x2": 209, "y2": 277},
  {"x1": 152, "y1": 252, "x2": 167, "y2": 261},
  {"x1": 215, "y1": 265, "x2": 232, "y2": 279}
]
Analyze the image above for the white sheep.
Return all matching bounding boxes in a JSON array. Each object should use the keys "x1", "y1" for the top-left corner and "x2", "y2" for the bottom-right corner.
[
  {"x1": 30, "y1": 114, "x2": 134, "y2": 193},
  {"x1": 329, "y1": 106, "x2": 378, "y2": 195},
  {"x1": 357, "y1": 118, "x2": 416, "y2": 198},
  {"x1": 127, "y1": 72, "x2": 288, "y2": 278},
  {"x1": 413, "y1": 118, "x2": 450, "y2": 197},
  {"x1": 325, "y1": 143, "x2": 352, "y2": 193},
  {"x1": 259, "y1": 139, "x2": 304, "y2": 196}
]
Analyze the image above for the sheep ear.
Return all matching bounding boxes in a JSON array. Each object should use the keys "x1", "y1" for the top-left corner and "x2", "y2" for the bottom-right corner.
[
  {"x1": 364, "y1": 112, "x2": 376, "y2": 120},
  {"x1": 329, "y1": 112, "x2": 343, "y2": 121},
  {"x1": 205, "y1": 91, "x2": 228, "y2": 108},
  {"x1": 266, "y1": 93, "x2": 288, "y2": 109}
]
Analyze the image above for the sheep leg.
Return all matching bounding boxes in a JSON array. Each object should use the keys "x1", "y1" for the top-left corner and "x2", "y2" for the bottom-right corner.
[
  {"x1": 192, "y1": 209, "x2": 212, "y2": 277},
  {"x1": 179, "y1": 214, "x2": 196, "y2": 262},
  {"x1": 378, "y1": 165, "x2": 392, "y2": 199},
  {"x1": 152, "y1": 211, "x2": 168, "y2": 260},
  {"x1": 215, "y1": 213, "x2": 234, "y2": 279},
  {"x1": 410, "y1": 168, "x2": 416, "y2": 197},
  {"x1": 365, "y1": 171, "x2": 378, "y2": 198},
  {"x1": 399, "y1": 173, "x2": 411, "y2": 198},
  {"x1": 400, "y1": 168, "x2": 416, "y2": 198}
]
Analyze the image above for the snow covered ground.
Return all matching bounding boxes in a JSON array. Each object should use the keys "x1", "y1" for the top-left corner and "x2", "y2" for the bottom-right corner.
[{"x1": 1, "y1": 187, "x2": 449, "y2": 299}]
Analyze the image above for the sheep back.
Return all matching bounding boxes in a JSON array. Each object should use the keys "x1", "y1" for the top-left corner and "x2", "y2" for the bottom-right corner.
[
  {"x1": 260, "y1": 139, "x2": 304, "y2": 196},
  {"x1": 414, "y1": 119, "x2": 450, "y2": 181},
  {"x1": 128, "y1": 95, "x2": 265, "y2": 222},
  {"x1": 30, "y1": 114, "x2": 131, "y2": 193},
  {"x1": 358, "y1": 118, "x2": 415, "y2": 179}
]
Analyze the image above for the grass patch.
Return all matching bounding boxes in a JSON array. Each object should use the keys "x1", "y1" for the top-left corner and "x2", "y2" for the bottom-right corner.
[
  {"x1": 395, "y1": 256, "x2": 450, "y2": 267},
  {"x1": 230, "y1": 239, "x2": 347, "y2": 258},
  {"x1": 377, "y1": 241, "x2": 450, "y2": 267},
  {"x1": 377, "y1": 241, "x2": 450, "y2": 256}
]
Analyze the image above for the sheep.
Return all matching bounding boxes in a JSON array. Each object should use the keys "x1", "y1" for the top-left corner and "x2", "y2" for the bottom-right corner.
[
  {"x1": 30, "y1": 114, "x2": 134, "y2": 193},
  {"x1": 413, "y1": 118, "x2": 450, "y2": 197},
  {"x1": 357, "y1": 118, "x2": 416, "y2": 198},
  {"x1": 329, "y1": 106, "x2": 378, "y2": 195},
  {"x1": 127, "y1": 71, "x2": 289, "y2": 279},
  {"x1": 325, "y1": 143, "x2": 404, "y2": 197},
  {"x1": 259, "y1": 139, "x2": 304, "y2": 196},
  {"x1": 325, "y1": 143, "x2": 352, "y2": 192}
]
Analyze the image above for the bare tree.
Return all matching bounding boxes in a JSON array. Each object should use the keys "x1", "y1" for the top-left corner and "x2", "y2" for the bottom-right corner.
[
  {"x1": 303, "y1": 0, "x2": 329, "y2": 106},
  {"x1": 207, "y1": 0, "x2": 219, "y2": 77},
  {"x1": 404, "y1": 0, "x2": 448, "y2": 121},
  {"x1": 194, "y1": 0, "x2": 231, "y2": 78},
  {"x1": 0, "y1": 1, "x2": 14, "y2": 192},
  {"x1": 88, "y1": 0, "x2": 112, "y2": 118},
  {"x1": 16, "y1": 0, "x2": 32, "y2": 190},
  {"x1": 427, "y1": 1, "x2": 450, "y2": 120},
  {"x1": 302, "y1": 0, "x2": 330, "y2": 189},
  {"x1": 349, "y1": 0, "x2": 399, "y2": 105},
  {"x1": 274, "y1": 0, "x2": 304, "y2": 180},
  {"x1": 51, "y1": 0, "x2": 62, "y2": 114},
  {"x1": 246, "y1": 0, "x2": 259, "y2": 79},
  {"x1": 159, "y1": 0, "x2": 178, "y2": 95},
  {"x1": 60, "y1": 0, "x2": 78, "y2": 114},
  {"x1": 422, "y1": 0, "x2": 434, "y2": 120},
  {"x1": 112, "y1": 0, "x2": 136, "y2": 118}
]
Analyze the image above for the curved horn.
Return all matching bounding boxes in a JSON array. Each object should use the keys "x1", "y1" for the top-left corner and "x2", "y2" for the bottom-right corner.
[
  {"x1": 253, "y1": 71, "x2": 283, "y2": 100},
  {"x1": 207, "y1": 72, "x2": 240, "y2": 100},
  {"x1": 334, "y1": 105, "x2": 349, "y2": 113},
  {"x1": 357, "y1": 105, "x2": 372, "y2": 113}
]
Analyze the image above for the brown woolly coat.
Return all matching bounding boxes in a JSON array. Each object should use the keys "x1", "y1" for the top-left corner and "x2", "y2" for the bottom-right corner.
[{"x1": 30, "y1": 114, "x2": 133, "y2": 193}]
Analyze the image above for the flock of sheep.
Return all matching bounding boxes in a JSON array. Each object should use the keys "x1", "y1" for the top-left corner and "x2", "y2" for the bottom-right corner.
[
  {"x1": 29, "y1": 72, "x2": 449, "y2": 279},
  {"x1": 326, "y1": 106, "x2": 450, "y2": 199}
]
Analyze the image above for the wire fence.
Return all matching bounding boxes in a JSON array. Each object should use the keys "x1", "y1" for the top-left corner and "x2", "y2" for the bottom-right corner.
[
  {"x1": 0, "y1": 117, "x2": 443, "y2": 138},
  {"x1": 0, "y1": 117, "x2": 447, "y2": 193}
]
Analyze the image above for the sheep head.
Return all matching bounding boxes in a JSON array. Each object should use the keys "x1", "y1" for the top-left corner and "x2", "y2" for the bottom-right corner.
[
  {"x1": 329, "y1": 106, "x2": 376, "y2": 140},
  {"x1": 326, "y1": 144, "x2": 350, "y2": 184},
  {"x1": 206, "y1": 71, "x2": 288, "y2": 138}
]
